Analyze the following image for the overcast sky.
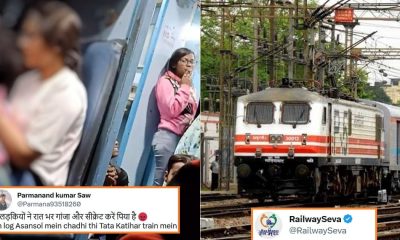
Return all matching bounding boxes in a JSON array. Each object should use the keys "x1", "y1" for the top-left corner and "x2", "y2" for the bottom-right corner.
[{"x1": 318, "y1": 0, "x2": 400, "y2": 84}]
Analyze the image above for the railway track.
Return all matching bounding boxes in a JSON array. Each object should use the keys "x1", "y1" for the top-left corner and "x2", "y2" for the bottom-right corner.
[
  {"x1": 201, "y1": 224, "x2": 251, "y2": 240},
  {"x1": 201, "y1": 196, "x2": 373, "y2": 219},
  {"x1": 201, "y1": 198, "x2": 312, "y2": 218},
  {"x1": 201, "y1": 206, "x2": 252, "y2": 218},
  {"x1": 201, "y1": 193, "x2": 240, "y2": 202},
  {"x1": 378, "y1": 203, "x2": 400, "y2": 239},
  {"x1": 378, "y1": 206, "x2": 400, "y2": 215}
]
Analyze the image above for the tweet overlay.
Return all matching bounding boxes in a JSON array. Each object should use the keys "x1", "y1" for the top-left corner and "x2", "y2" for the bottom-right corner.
[
  {"x1": 252, "y1": 208, "x2": 376, "y2": 240},
  {"x1": 0, "y1": 187, "x2": 179, "y2": 234}
]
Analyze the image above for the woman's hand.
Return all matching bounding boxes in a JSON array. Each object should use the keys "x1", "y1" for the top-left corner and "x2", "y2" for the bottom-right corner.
[
  {"x1": 181, "y1": 70, "x2": 192, "y2": 87},
  {"x1": 104, "y1": 165, "x2": 118, "y2": 186},
  {"x1": 0, "y1": 114, "x2": 41, "y2": 169}
]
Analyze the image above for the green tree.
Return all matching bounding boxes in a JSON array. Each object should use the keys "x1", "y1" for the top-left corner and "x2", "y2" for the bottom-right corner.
[
  {"x1": 364, "y1": 86, "x2": 392, "y2": 104},
  {"x1": 201, "y1": 1, "x2": 320, "y2": 97},
  {"x1": 201, "y1": 1, "x2": 391, "y2": 106}
]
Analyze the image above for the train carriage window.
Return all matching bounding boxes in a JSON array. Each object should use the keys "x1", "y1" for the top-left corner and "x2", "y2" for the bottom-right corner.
[
  {"x1": 334, "y1": 110, "x2": 340, "y2": 133},
  {"x1": 245, "y1": 102, "x2": 274, "y2": 124},
  {"x1": 348, "y1": 110, "x2": 352, "y2": 135},
  {"x1": 343, "y1": 111, "x2": 348, "y2": 134},
  {"x1": 322, "y1": 107, "x2": 327, "y2": 125},
  {"x1": 376, "y1": 115, "x2": 383, "y2": 141},
  {"x1": 281, "y1": 102, "x2": 310, "y2": 125}
]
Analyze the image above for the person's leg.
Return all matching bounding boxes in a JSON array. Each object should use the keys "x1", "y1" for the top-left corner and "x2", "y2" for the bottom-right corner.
[
  {"x1": 211, "y1": 173, "x2": 214, "y2": 190},
  {"x1": 216, "y1": 174, "x2": 219, "y2": 190},
  {"x1": 211, "y1": 173, "x2": 217, "y2": 190},
  {"x1": 152, "y1": 130, "x2": 180, "y2": 186}
]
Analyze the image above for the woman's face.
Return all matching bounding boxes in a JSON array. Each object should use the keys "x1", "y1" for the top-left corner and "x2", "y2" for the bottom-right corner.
[
  {"x1": 112, "y1": 141, "x2": 119, "y2": 158},
  {"x1": 174, "y1": 53, "x2": 194, "y2": 78},
  {"x1": 18, "y1": 14, "x2": 62, "y2": 70}
]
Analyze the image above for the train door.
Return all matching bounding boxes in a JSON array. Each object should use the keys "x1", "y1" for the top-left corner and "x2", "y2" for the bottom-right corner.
[
  {"x1": 376, "y1": 115, "x2": 382, "y2": 160},
  {"x1": 332, "y1": 108, "x2": 341, "y2": 155},
  {"x1": 342, "y1": 111, "x2": 348, "y2": 155},
  {"x1": 397, "y1": 121, "x2": 400, "y2": 165}
]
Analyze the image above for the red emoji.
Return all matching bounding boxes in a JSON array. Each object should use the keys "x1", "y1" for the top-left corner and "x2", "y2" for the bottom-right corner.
[{"x1": 139, "y1": 212, "x2": 147, "y2": 221}]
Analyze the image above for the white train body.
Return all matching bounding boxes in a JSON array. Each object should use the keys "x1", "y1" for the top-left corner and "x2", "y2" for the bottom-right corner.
[
  {"x1": 235, "y1": 88, "x2": 384, "y2": 162},
  {"x1": 233, "y1": 88, "x2": 395, "y2": 200},
  {"x1": 361, "y1": 100, "x2": 400, "y2": 173}
]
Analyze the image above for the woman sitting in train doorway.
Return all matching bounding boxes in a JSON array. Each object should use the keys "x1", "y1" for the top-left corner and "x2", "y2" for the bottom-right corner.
[
  {"x1": 152, "y1": 48, "x2": 198, "y2": 186},
  {"x1": 0, "y1": 1, "x2": 87, "y2": 186}
]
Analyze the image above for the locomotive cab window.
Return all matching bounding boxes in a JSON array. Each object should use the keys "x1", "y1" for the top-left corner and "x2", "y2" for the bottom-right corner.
[
  {"x1": 245, "y1": 102, "x2": 274, "y2": 124},
  {"x1": 281, "y1": 102, "x2": 310, "y2": 125}
]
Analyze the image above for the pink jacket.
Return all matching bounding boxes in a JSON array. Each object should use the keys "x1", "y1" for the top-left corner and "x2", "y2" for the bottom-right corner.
[{"x1": 155, "y1": 71, "x2": 197, "y2": 136}]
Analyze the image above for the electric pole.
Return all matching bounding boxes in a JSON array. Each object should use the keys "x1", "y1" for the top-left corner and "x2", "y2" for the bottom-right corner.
[
  {"x1": 269, "y1": 0, "x2": 276, "y2": 87},
  {"x1": 253, "y1": 1, "x2": 259, "y2": 92}
]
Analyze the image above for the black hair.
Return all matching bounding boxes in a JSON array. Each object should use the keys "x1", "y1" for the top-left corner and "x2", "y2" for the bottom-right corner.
[
  {"x1": 164, "y1": 160, "x2": 200, "y2": 240},
  {"x1": 166, "y1": 154, "x2": 192, "y2": 173},
  {"x1": 0, "y1": 23, "x2": 23, "y2": 90},
  {"x1": 116, "y1": 168, "x2": 129, "y2": 186},
  {"x1": 161, "y1": 48, "x2": 194, "y2": 76},
  {"x1": 26, "y1": 1, "x2": 82, "y2": 73}
]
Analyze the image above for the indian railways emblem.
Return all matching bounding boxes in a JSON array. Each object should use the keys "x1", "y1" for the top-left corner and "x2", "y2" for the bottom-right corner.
[{"x1": 255, "y1": 212, "x2": 282, "y2": 238}]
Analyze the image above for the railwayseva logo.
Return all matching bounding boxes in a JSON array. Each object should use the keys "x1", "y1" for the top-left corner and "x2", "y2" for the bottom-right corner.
[{"x1": 255, "y1": 212, "x2": 282, "y2": 238}]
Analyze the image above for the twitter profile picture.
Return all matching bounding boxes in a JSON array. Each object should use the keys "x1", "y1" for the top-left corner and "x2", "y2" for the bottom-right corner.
[{"x1": 0, "y1": 190, "x2": 11, "y2": 210}]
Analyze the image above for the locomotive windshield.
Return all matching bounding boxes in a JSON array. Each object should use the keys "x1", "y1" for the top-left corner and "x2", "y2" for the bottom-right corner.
[
  {"x1": 282, "y1": 102, "x2": 310, "y2": 125},
  {"x1": 245, "y1": 102, "x2": 274, "y2": 124}
]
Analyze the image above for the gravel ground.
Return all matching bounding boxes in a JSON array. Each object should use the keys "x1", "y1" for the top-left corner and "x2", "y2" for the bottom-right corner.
[{"x1": 213, "y1": 216, "x2": 251, "y2": 228}]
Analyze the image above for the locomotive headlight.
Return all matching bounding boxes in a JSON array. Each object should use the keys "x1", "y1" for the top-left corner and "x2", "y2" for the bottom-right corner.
[
  {"x1": 302, "y1": 134, "x2": 307, "y2": 145},
  {"x1": 270, "y1": 135, "x2": 276, "y2": 142},
  {"x1": 237, "y1": 164, "x2": 252, "y2": 178},
  {"x1": 245, "y1": 133, "x2": 250, "y2": 144}
]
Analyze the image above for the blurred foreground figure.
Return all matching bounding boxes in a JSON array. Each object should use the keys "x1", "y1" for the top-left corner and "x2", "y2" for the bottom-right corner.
[
  {"x1": 0, "y1": 22, "x2": 23, "y2": 182},
  {"x1": 0, "y1": 23, "x2": 23, "y2": 91},
  {"x1": 118, "y1": 158, "x2": 200, "y2": 240},
  {"x1": 0, "y1": 1, "x2": 87, "y2": 186}
]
